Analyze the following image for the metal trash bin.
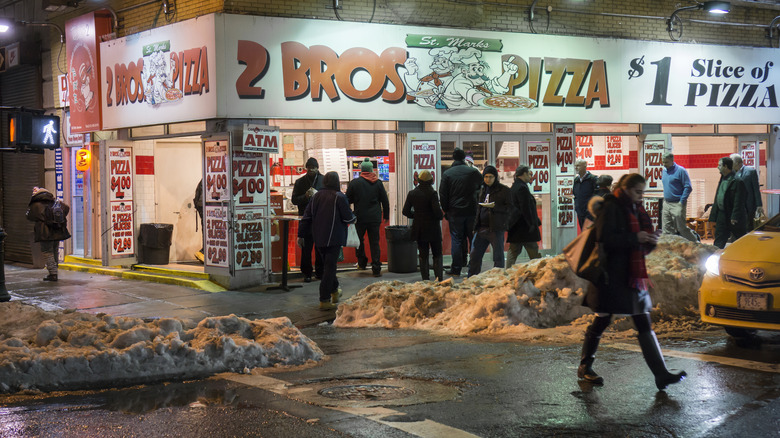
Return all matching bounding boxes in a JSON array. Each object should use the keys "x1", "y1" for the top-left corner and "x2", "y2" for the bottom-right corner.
[
  {"x1": 138, "y1": 223, "x2": 173, "y2": 264},
  {"x1": 385, "y1": 225, "x2": 417, "y2": 273}
]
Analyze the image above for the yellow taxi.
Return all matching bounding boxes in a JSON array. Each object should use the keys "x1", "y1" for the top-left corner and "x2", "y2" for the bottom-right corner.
[{"x1": 699, "y1": 213, "x2": 780, "y2": 337}]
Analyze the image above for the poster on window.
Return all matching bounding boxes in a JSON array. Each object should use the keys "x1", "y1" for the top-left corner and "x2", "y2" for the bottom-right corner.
[
  {"x1": 575, "y1": 136, "x2": 596, "y2": 168},
  {"x1": 606, "y1": 136, "x2": 625, "y2": 168},
  {"x1": 643, "y1": 198, "x2": 661, "y2": 231},
  {"x1": 642, "y1": 141, "x2": 665, "y2": 193},
  {"x1": 233, "y1": 207, "x2": 268, "y2": 271},
  {"x1": 110, "y1": 201, "x2": 135, "y2": 256},
  {"x1": 205, "y1": 205, "x2": 229, "y2": 268},
  {"x1": 527, "y1": 141, "x2": 551, "y2": 194},
  {"x1": 108, "y1": 147, "x2": 133, "y2": 202},
  {"x1": 739, "y1": 141, "x2": 758, "y2": 174},
  {"x1": 205, "y1": 140, "x2": 229, "y2": 202},
  {"x1": 555, "y1": 124, "x2": 575, "y2": 176},
  {"x1": 556, "y1": 176, "x2": 575, "y2": 228},
  {"x1": 232, "y1": 151, "x2": 269, "y2": 207},
  {"x1": 411, "y1": 140, "x2": 438, "y2": 186}
]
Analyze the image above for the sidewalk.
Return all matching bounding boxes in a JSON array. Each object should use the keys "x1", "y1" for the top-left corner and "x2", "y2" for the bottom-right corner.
[{"x1": 1, "y1": 262, "x2": 439, "y2": 328}]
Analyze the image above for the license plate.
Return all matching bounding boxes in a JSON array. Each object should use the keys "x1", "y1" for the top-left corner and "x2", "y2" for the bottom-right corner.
[{"x1": 737, "y1": 292, "x2": 769, "y2": 311}]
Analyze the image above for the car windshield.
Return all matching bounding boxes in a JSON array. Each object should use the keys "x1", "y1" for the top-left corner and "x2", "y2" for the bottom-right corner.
[{"x1": 757, "y1": 213, "x2": 780, "y2": 232}]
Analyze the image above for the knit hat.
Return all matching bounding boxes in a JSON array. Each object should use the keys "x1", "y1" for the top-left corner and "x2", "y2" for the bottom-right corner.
[
  {"x1": 465, "y1": 156, "x2": 474, "y2": 166},
  {"x1": 453, "y1": 148, "x2": 466, "y2": 161},
  {"x1": 360, "y1": 157, "x2": 374, "y2": 172},
  {"x1": 482, "y1": 165, "x2": 498, "y2": 178},
  {"x1": 418, "y1": 170, "x2": 433, "y2": 182},
  {"x1": 32, "y1": 186, "x2": 49, "y2": 196},
  {"x1": 305, "y1": 157, "x2": 319, "y2": 170}
]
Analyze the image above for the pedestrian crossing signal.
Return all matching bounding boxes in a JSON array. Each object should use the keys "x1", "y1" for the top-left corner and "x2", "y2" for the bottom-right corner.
[{"x1": 9, "y1": 112, "x2": 60, "y2": 149}]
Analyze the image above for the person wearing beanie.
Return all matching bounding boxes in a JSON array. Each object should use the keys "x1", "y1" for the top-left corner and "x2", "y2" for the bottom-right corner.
[
  {"x1": 506, "y1": 165, "x2": 542, "y2": 267},
  {"x1": 439, "y1": 148, "x2": 482, "y2": 276},
  {"x1": 346, "y1": 157, "x2": 390, "y2": 277},
  {"x1": 468, "y1": 165, "x2": 511, "y2": 277},
  {"x1": 402, "y1": 170, "x2": 444, "y2": 281},
  {"x1": 26, "y1": 187, "x2": 71, "y2": 282},
  {"x1": 291, "y1": 157, "x2": 325, "y2": 282},
  {"x1": 298, "y1": 171, "x2": 356, "y2": 310},
  {"x1": 464, "y1": 156, "x2": 475, "y2": 168}
]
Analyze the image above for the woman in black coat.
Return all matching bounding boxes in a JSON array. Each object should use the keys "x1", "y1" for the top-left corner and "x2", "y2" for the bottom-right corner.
[
  {"x1": 467, "y1": 165, "x2": 511, "y2": 277},
  {"x1": 506, "y1": 165, "x2": 541, "y2": 267},
  {"x1": 578, "y1": 173, "x2": 686, "y2": 391},
  {"x1": 402, "y1": 170, "x2": 444, "y2": 281},
  {"x1": 26, "y1": 187, "x2": 70, "y2": 282}
]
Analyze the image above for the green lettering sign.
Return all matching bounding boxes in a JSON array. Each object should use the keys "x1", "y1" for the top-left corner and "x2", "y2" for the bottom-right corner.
[{"x1": 405, "y1": 34, "x2": 503, "y2": 52}]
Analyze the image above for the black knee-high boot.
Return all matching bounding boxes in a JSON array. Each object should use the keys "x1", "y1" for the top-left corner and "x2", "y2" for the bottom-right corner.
[
  {"x1": 637, "y1": 331, "x2": 687, "y2": 390},
  {"x1": 578, "y1": 326, "x2": 604, "y2": 384}
]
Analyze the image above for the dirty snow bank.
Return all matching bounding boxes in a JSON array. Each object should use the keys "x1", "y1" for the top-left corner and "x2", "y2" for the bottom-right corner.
[
  {"x1": 334, "y1": 236, "x2": 717, "y2": 336},
  {"x1": 0, "y1": 302, "x2": 324, "y2": 393}
]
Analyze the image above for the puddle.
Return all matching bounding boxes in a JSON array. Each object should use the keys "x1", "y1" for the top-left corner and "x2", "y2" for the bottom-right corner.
[{"x1": 287, "y1": 377, "x2": 461, "y2": 408}]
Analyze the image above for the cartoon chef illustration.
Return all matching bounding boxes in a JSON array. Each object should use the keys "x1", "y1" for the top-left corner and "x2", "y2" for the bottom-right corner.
[
  {"x1": 403, "y1": 47, "x2": 458, "y2": 109},
  {"x1": 439, "y1": 48, "x2": 519, "y2": 110}
]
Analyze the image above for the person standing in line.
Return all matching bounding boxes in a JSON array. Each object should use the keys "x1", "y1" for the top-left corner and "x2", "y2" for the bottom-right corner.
[
  {"x1": 506, "y1": 165, "x2": 542, "y2": 267},
  {"x1": 26, "y1": 187, "x2": 71, "y2": 282},
  {"x1": 440, "y1": 148, "x2": 482, "y2": 277},
  {"x1": 578, "y1": 173, "x2": 686, "y2": 390},
  {"x1": 573, "y1": 159, "x2": 598, "y2": 231},
  {"x1": 468, "y1": 166, "x2": 511, "y2": 277},
  {"x1": 346, "y1": 158, "x2": 389, "y2": 277},
  {"x1": 193, "y1": 179, "x2": 205, "y2": 263},
  {"x1": 402, "y1": 170, "x2": 444, "y2": 281},
  {"x1": 291, "y1": 158, "x2": 325, "y2": 282},
  {"x1": 730, "y1": 153, "x2": 764, "y2": 223},
  {"x1": 298, "y1": 172, "x2": 356, "y2": 310},
  {"x1": 661, "y1": 152, "x2": 699, "y2": 242},
  {"x1": 594, "y1": 174, "x2": 613, "y2": 197},
  {"x1": 709, "y1": 156, "x2": 747, "y2": 249}
]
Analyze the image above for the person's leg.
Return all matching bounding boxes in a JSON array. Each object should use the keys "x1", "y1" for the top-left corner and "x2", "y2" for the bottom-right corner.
[
  {"x1": 577, "y1": 214, "x2": 586, "y2": 231},
  {"x1": 524, "y1": 241, "x2": 542, "y2": 260},
  {"x1": 578, "y1": 314, "x2": 612, "y2": 384},
  {"x1": 354, "y1": 222, "x2": 369, "y2": 269},
  {"x1": 713, "y1": 217, "x2": 729, "y2": 249},
  {"x1": 730, "y1": 220, "x2": 747, "y2": 241},
  {"x1": 367, "y1": 223, "x2": 382, "y2": 276},
  {"x1": 633, "y1": 313, "x2": 686, "y2": 390},
  {"x1": 491, "y1": 230, "x2": 505, "y2": 268},
  {"x1": 300, "y1": 233, "x2": 315, "y2": 279},
  {"x1": 431, "y1": 239, "x2": 443, "y2": 281},
  {"x1": 467, "y1": 233, "x2": 490, "y2": 277},
  {"x1": 464, "y1": 216, "x2": 474, "y2": 267},
  {"x1": 672, "y1": 203, "x2": 699, "y2": 242},
  {"x1": 506, "y1": 243, "x2": 520, "y2": 267},
  {"x1": 318, "y1": 246, "x2": 339, "y2": 306},
  {"x1": 417, "y1": 240, "x2": 430, "y2": 281},
  {"x1": 448, "y1": 216, "x2": 465, "y2": 275},
  {"x1": 314, "y1": 245, "x2": 324, "y2": 279},
  {"x1": 41, "y1": 240, "x2": 58, "y2": 281},
  {"x1": 661, "y1": 202, "x2": 675, "y2": 235}
]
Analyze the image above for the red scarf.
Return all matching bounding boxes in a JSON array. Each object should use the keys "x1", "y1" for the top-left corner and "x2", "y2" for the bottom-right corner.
[{"x1": 614, "y1": 188, "x2": 654, "y2": 290}]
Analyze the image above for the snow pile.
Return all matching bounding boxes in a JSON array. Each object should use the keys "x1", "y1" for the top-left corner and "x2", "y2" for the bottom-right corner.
[
  {"x1": 0, "y1": 302, "x2": 324, "y2": 393},
  {"x1": 334, "y1": 236, "x2": 717, "y2": 335}
]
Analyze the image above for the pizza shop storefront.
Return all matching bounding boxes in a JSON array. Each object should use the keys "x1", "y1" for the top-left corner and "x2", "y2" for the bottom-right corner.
[{"x1": 84, "y1": 13, "x2": 775, "y2": 286}]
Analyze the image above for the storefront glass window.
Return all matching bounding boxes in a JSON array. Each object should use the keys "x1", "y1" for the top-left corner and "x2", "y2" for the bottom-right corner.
[
  {"x1": 662, "y1": 124, "x2": 716, "y2": 133},
  {"x1": 425, "y1": 122, "x2": 489, "y2": 132},
  {"x1": 492, "y1": 122, "x2": 552, "y2": 132}
]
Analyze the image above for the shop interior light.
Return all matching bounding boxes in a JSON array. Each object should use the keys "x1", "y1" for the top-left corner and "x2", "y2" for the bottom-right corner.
[
  {"x1": 0, "y1": 17, "x2": 14, "y2": 33},
  {"x1": 667, "y1": 1, "x2": 731, "y2": 41}
]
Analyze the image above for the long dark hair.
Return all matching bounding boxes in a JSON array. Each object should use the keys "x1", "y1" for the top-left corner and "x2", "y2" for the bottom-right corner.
[{"x1": 617, "y1": 173, "x2": 645, "y2": 191}]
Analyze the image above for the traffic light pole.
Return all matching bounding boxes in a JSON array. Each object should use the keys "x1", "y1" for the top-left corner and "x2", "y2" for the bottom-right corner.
[{"x1": 0, "y1": 227, "x2": 10, "y2": 302}]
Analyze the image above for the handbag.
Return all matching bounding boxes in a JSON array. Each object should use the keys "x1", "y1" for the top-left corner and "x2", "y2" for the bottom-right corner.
[
  {"x1": 345, "y1": 223, "x2": 360, "y2": 248},
  {"x1": 563, "y1": 225, "x2": 606, "y2": 285}
]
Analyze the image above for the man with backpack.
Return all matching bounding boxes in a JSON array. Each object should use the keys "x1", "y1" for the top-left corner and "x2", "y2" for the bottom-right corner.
[{"x1": 26, "y1": 187, "x2": 71, "y2": 282}]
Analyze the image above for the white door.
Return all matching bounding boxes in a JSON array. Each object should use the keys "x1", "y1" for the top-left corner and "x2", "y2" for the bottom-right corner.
[{"x1": 154, "y1": 139, "x2": 203, "y2": 263}]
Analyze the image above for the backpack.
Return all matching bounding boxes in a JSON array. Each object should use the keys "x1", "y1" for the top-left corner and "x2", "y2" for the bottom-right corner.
[{"x1": 45, "y1": 199, "x2": 67, "y2": 226}]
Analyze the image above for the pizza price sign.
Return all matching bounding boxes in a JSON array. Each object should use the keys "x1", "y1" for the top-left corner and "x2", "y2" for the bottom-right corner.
[
  {"x1": 205, "y1": 205, "x2": 229, "y2": 268},
  {"x1": 110, "y1": 201, "x2": 134, "y2": 256},
  {"x1": 234, "y1": 208, "x2": 267, "y2": 271},
  {"x1": 606, "y1": 136, "x2": 624, "y2": 168},
  {"x1": 527, "y1": 141, "x2": 550, "y2": 194},
  {"x1": 411, "y1": 140, "x2": 437, "y2": 187},
  {"x1": 642, "y1": 141, "x2": 665, "y2": 192},
  {"x1": 108, "y1": 148, "x2": 133, "y2": 202},
  {"x1": 205, "y1": 141, "x2": 229, "y2": 202},
  {"x1": 232, "y1": 151, "x2": 268, "y2": 206},
  {"x1": 555, "y1": 125, "x2": 575, "y2": 176},
  {"x1": 739, "y1": 141, "x2": 758, "y2": 170},
  {"x1": 575, "y1": 136, "x2": 595, "y2": 167},
  {"x1": 643, "y1": 199, "x2": 660, "y2": 231},
  {"x1": 556, "y1": 176, "x2": 575, "y2": 228}
]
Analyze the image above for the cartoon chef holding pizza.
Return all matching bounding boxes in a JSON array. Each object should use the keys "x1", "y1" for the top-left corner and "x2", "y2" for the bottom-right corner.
[
  {"x1": 403, "y1": 46, "x2": 458, "y2": 109},
  {"x1": 438, "y1": 48, "x2": 518, "y2": 111}
]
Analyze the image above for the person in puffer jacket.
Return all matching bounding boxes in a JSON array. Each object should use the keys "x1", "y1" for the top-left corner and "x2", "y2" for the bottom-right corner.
[
  {"x1": 298, "y1": 172, "x2": 356, "y2": 310},
  {"x1": 26, "y1": 187, "x2": 71, "y2": 282}
]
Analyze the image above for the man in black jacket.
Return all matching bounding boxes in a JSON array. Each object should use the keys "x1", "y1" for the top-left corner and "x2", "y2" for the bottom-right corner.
[
  {"x1": 468, "y1": 166, "x2": 511, "y2": 277},
  {"x1": 291, "y1": 158, "x2": 324, "y2": 282},
  {"x1": 346, "y1": 158, "x2": 390, "y2": 277},
  {"x1": 506, "y1": 165, "x2": 542, "y2": 267},
  {"x1": 440, "y1": 148, "x2": 482, "y2": 276},
  {"x1": 709, "y1": 156, "x2": 747, "y2": 249},
  {"x1": 573, "y1": 159, "x2": 598, "y2": 231}
]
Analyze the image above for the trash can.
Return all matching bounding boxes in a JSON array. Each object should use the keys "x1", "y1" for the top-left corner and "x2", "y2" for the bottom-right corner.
[
  {"x1": 138, "y1": 223, "x2": 173, "y2": 264},
  {"x1": 385, "y1": 225, "x2": 417, "y2": 273}
]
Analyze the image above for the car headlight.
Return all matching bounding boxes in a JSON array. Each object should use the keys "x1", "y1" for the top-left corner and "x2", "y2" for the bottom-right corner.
[{"x1": 705, "y1": 253, "x2": 720, "y2": 276}]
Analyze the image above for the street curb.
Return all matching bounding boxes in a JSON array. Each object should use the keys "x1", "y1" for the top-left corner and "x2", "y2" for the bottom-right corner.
[{"x1": 58, "y1": 262, "x2": 226, "y2": 293}]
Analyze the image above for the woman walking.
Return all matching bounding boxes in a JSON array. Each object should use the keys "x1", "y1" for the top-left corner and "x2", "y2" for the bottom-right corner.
[
  {"x1": 578, "y1": 173, "x2": 686, "y2": 390},
  {"x1": 402, "y1": 170, "x2": 444, "y2": 282}
]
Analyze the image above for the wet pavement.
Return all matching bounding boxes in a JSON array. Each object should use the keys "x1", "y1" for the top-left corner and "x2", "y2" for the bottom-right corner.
[{"x1": 2, "y1": 262, "x2": 780, "y2": 437}]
